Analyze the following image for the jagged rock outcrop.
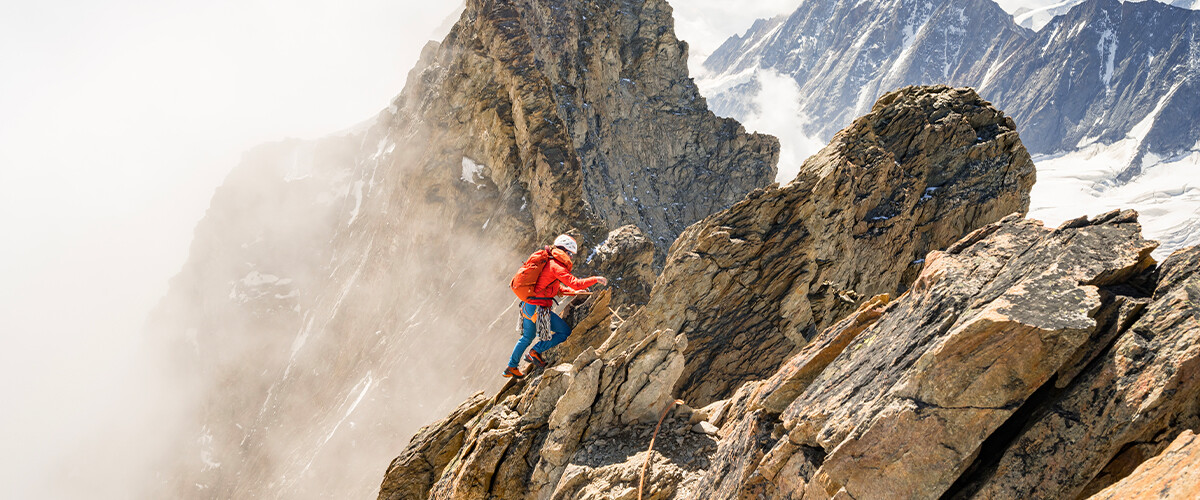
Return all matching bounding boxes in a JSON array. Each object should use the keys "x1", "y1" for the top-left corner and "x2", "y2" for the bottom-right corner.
[
  {"x1": 686, "y1": 211, "x2": 1200, "y2": 500},
  {"x1": 953, "y1": 243, "x2": 1200, "y2": 499},
  {"x1": 586, "y1": 224, "x2": 657, "y2": 307},
  {"x1": 1087, "y1": 430, "x2": 1200, "y2": 500},
  {"x1": 603, "y1": 85, "x2": 1035, "y2": 405},
  {"x1": 153, "y1": 0, "x2": 777, "y2": 497},
  {"x1": 382, "y1": 76, "x2": 1200, "y2": 498},
  {"x1": 382, "y1": 0, "x2": 778, "y2": 256},
  {"x1": 391, "y1": 207, "x2": 1200, "y2": 500},
  {"x1": 384, "y1": 329, "x2": 688, "y2": 500}
]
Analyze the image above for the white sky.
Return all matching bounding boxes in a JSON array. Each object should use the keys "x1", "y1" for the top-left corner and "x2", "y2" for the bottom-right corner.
[{"x1": 0, "y1": 0, "x2": 1075, "y2": 497}]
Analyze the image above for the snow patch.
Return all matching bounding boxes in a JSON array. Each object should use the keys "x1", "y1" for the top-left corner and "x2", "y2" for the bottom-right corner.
[
  {"x1": 884, "y1": 4, "x2": 933, "y2": 82},
  {"x1": 347, "y1": 180, "x2": 365, "y2": 225},
  {"x1": 1094, "y1": 9, "x2": 1118, "y2": 91},
  {"x1": 1129, "y1": 80, "x2": 1183, "y2": 143},
  {"x1": 297, "y1": 373, "x2": 375, "y2": 479},
  {"x1": 461, "y1": 157, "x2": 486, "y2": 185},
  {"x1": 371, "y1": 137, "x2": 393, "y2": 160},
  {"x1": 199, "y1": 426, "x2": 221, "y2": 471},
  {"x1": 241, "y1": 271, "x2": 280, "y2": 287}
]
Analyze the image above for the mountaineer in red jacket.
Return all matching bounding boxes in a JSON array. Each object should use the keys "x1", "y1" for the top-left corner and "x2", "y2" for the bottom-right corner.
[{"x1": 504, "y1": 234, "x2": 606, "y2": 378}]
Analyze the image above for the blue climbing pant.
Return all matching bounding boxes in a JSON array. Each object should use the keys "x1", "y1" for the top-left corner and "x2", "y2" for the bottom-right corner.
[{"x1": 508, "y1": 301, "x2": 571, "y2": 368}]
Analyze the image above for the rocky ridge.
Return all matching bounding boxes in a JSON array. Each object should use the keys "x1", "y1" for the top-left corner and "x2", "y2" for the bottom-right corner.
[
  {"x1": 150, "y1": 0, "x2": 776, "y2": 497},
  {"x1": 379, "y1": 85, "x2": 1066, "y2": 499},
  {"x1": 386, "y1": 207, "x2": 1200, "y2": 499}
]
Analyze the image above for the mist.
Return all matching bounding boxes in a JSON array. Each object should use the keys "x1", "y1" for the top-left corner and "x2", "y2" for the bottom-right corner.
[{"x1": 0, "y1": 2, "x2": 461, "y2": 498}]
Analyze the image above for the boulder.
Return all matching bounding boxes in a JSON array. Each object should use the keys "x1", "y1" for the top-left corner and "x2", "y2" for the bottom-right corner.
[
  {"x1": 605, "y1": 85, "x2": 1036, "y2": 406},
  {"x1": 952, "y1": 244, "x2": 1200, "y2": 499}
]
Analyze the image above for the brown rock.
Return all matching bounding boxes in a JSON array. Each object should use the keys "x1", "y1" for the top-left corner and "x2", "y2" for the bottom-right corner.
[
  {"x1": 587, "y1": 225, "x2": 657, "y2": 306},
  {"x1": 791, "y1": 213, "x2": 1156, "y2": 500},
  {"x1": 1087, "y1": 430, "x2": 1200, "y2": 500},
  {"x1": 952, "y1": 245, "x2": 1199, "y2": 499},
  {"x1": 421, "y1": 329, "x2": 689, "y2": 500},
  {"x1": 605, "y1": 85, "x2": 1036, "y2": 406},
  {"x1": 690, "y1": 211, "x2": 1164, "y2": 500},
  {"x1": 753, "y1": 294, "x2": 892, "y2": 415}
]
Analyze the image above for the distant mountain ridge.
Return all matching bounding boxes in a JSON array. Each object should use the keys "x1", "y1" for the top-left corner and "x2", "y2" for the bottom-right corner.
[
  {"x1": 701, "y1": 0, "x2": 1200, "y2": 254},
  {"x1": 705, "y1": 0, "x2": 1198, "y2": 163},
  {"x1": 1012, "y1": 0, "x2": 1200, "y2": 30}
]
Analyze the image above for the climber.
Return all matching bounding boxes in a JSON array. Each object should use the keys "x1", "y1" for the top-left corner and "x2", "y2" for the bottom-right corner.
[{"x1": 504, "y1": 234, "x2": 607, "y2": 378}]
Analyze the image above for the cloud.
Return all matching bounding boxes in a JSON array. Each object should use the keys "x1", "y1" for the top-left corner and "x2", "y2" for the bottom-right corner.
[
  {"x1": 739, "y1": 69, "x2": 826, "y2": 184},
  {"x1": 671, "y1": 0, "x2": 803, "y2": 65}
]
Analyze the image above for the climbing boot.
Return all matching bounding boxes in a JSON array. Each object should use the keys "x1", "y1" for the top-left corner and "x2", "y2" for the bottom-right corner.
[
  {"x1": 525, "y1": 350, "x2": 547, "y2": 368},
  {"x1": 503, "y1": 366, "x2": 524, "y2": 378}
]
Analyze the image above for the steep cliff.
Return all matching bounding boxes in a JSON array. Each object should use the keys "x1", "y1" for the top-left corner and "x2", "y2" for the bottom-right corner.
[{"x1": 150, "y1": 0, "x2": 776, "y2": 497}]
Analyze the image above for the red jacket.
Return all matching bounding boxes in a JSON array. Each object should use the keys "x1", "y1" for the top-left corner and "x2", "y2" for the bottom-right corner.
[{"x1": 527, "y1": 247, "x2": 600, "y2": 306}]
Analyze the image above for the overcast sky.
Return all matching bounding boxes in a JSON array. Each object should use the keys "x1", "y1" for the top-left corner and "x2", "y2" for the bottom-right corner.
[{"x1": 0, "y1": 0, "x2": 1064, "y2": 497}]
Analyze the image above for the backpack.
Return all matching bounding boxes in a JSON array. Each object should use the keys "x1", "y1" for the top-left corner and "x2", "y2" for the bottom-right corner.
[{"x1": 510, "y1": 246, "x2": 556, "y2": 302}]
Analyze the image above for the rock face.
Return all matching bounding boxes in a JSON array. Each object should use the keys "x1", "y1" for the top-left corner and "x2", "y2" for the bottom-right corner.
[
  {"x1": 605, "y1": 85, "x2": 1035, "y2": 406},
  {"x1": 151, "y1": 0, "x2": 776, "y2": 497},
  {"x1": 398, "y1": 0, "x2": 779, "y2": 254},
  {"x1": 1088, "y1": 430, "x2": 1200, "y2": 500},
  {"x1": 692, "y1": 212, "x2": 1198, "y2": 500},
  {"x1": 954, "y1": 242, "x2": 1200, "y2": 499}
]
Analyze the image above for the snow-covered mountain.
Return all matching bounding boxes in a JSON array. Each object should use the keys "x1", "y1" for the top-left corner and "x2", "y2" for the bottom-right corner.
[
  {"x1": 1008, "y1": 0, "x2": 1200, "y2": 30},
  {"x1": 701, "y1": 0, "x2": 1200, "y2": 255}
]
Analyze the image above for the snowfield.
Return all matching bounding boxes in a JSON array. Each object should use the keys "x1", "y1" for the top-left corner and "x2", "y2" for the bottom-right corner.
[{"x1": 1029, "y1": 147, "x2": 1200, "y2": 259}]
